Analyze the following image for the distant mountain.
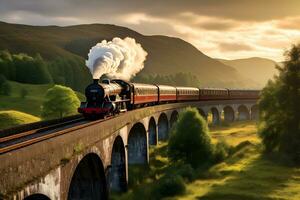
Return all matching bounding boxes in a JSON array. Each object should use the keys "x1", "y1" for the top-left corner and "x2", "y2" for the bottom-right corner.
[
  {"x1": 218, "y1": 57, "x2": 278, "y2": 88},
  {"x1": 0, "y1": 21, "x2": 256, "y2": 88}
]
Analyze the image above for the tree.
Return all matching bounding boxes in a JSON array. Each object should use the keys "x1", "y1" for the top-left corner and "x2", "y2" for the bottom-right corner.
[
  {"x1": 33, "y1": 54, "x2": 53, "y2": 84},
  {"x1": 259, "y1": 44, "x2": 300, "y2": 164},
  {"x1": 41, "y1": 85, "x2": 80, "y2": 119},
  {"x1": 168, "y1": 107, "x2": 214, "y2": 168}
]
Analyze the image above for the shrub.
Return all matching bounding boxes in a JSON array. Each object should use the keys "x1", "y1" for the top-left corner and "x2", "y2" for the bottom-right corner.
[
  {"x1": 153, "y1": 175, "x2": 186, "y2": 198},
  {"x1": 20, "y1": 88, "x2": 28, "y2": 99},
  {"x1": 0, "y1": 74, "x2": 6, "y2": 85},
  {"x1": 0, "y1": 74, "x2": 9, "y2": 95},
  {"x1": 41, "y1": 85, "x2": 80, "y2": 119},
  {"x1": 175, "y1": 164, "x2": 195, "y2": 181},
  {"x1": 168, "y1": 107, "x2": 214, "y2": 168},
  {"x1": 213, "y1": 140, "x2": 231, "y2": 163},
  {"x1": 259, "y1": 44, "x2": 300, "y2": 164},
  {"x1": 0, "y1": 81, "x2": 11, "y2": 95}
]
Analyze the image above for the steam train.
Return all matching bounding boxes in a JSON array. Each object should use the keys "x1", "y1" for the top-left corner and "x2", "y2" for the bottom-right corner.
[{"x1": 78, "y1": 79, "x2": 260, "y2": 118}]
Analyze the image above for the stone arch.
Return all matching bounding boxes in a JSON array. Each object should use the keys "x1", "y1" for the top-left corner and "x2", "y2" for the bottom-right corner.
[
  {"x1": 68, "y1": 153, "x2": 107, "y2": 200},
  {"x1": 251, "y1": 105, "x2": 259, "y2": 120},
  {"x1": 170, "y1": 110, "x2": 179, "y2": 128},
  {"x1": 210, "y1": 107, "x2": 220, "y2": 125},
  {"x1": 24, "y1": 194, "x2": 50, "y2": 200},
  {"x1": 110, "y1": 136, "x2": 127, "y2": 192},
  {"x1": 148, "y1": 117, "x2": 157, "y2": 145},
  {"x1": 223, "y1": 106, "x2": 235, "y2": 122},
  {"x1": 197, "y1": 108, "x2": 207, "y2": 119},
  {"x1": 238, "y1": 105, "x2": 250, "y2": 121},
  {"x1": 128, "y1": 123, "x2": 148, "y2": 164},
  {"x1": 158, "y1": 113, "x2": 169, "y2": 141}
]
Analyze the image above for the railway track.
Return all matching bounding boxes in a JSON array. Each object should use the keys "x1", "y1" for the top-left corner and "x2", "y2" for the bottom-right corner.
[
  {"x1": 0, "y1": 113, "x2": 119, "y2": 155},
  {"x1": 0, "y1": 116, "x2": 90, "y2": 154}
]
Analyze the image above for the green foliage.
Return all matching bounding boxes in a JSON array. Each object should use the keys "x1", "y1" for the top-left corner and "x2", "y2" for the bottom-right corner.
[
  {"x1": 0, "y1": 110, "x2": 40, "y2": 130},
  {"x1": 41, "y1": 85, "x2": 80, "y2": 119},
  {"x1": 174, "y1": 164, "x2": 196, "y2": 181},
  {"x1": 259, "y1": 44, "x2": 300, "y2": 164},
  {"x1": 153, "y1": 175, "x2": 186, "y2": 198},
  {"x1": 0, "y1": 74, "x2": 10, "y2": 95},
  {"x1": 133, "y1": 72, "x2": 201, "y2": 87},
  {"x1": 0, "y1": 50, "x2": 52, "y2": 84},
  {"x1": 20, "y1": 88, "x2": 28, "y2": 99},
  {"x1": 0, "y1": 74, "x2": 7, "y2": 85},
  {"x1": 168, "y1": 107, "x2": 214, "y2": 168},
  {"x1": 47, "y1": 57, "x2": 92, "y2": 92},
  {"x1": 0, "y1": 82, "x2": 12, "y2": 95},
  {"x1": 0, "y1": 50, "x2": 92, "y2": 92},
  {"x1": 213, "y1": 140, "x2": 231, "y2": 163}
]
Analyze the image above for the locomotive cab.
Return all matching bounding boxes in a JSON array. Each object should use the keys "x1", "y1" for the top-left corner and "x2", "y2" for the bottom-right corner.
[
  {"x1": 78, "y1": 78, "x2": 130, "y2": 118},
  {"x1": 85, "y1": 79, "x2": 106, "y2": 107}
]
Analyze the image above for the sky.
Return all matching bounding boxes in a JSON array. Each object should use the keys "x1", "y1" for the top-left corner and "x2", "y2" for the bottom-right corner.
[{"x1": 1, "y1": 0, "x2": 300, "y2": 61}]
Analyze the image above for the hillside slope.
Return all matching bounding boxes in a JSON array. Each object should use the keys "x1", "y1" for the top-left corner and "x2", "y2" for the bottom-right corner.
[
  {"x1": 218, "y1": 57, "x2": 278, "y2": 87},
  {"x1": 0, "y1": 21, "x2": 255, "y2": 88},
  {"x1": 0, "y1": 110, "x2": 40, "y2": 130}
]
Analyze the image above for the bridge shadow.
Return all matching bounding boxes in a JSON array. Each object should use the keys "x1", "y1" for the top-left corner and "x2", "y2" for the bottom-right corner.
[{"x1": 197, "y1": 152, "x2": 300, "y2": 200}]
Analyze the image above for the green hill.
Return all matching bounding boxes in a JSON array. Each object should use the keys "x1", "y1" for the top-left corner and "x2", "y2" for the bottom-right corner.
[
  {"x1": 0, "y1": 21, "x2": 256, "y2": 88},
  {"x1": 0, "y1": 110, "x2": 40, "y2": 130},
  {"x1": 0, "y1": 81, "x2": 85, "y2": 117}
]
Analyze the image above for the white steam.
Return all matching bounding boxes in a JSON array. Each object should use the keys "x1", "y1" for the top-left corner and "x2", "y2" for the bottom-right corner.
[{"x1": 86, "y1": 37, "x2": 147, "y2": 80}]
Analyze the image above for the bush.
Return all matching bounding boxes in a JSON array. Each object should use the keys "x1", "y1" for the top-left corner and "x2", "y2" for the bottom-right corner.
[
  {"x1": 259, "y1": 44, "x2": 300, "y2": 164},
  {"x1": 0, "y1": 81, "x2": 11, "y2": 95},
  {"x1": 153, "y1": 175, "x2": 186, "y2": 198},
  {"x1": 20, "y1": 88, "x2": 28, "y2": 99},
  {"x1": 0, "y1": 74, "x2": 9, "y2": 95},
  {"x1": 41, "y1": 85, "x2": 80, "y2": 119},
  {"x1": 168, "y1": 107, "x2": 214, "y2": 168},
  {"x1": 213, "y1": 140, "x2": 231, "y2": 163},
  {"x1": 175, "y1": 164, "x2": 195, "y2": 181},
  {"x1": 0, "y1": 74, "x2": 6, "y2": 85}
]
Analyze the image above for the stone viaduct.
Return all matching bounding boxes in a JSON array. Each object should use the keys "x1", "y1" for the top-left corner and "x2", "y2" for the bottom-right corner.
[{"x1": 0, "y1": 100, "x2": 258, "y2": 200}]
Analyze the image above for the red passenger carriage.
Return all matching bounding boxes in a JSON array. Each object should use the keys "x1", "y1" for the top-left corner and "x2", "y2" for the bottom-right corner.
[
  {"x1": 131, "y1": 83, "x2": 159, "y2": 106},
  {"x1": 199, "y1": 88, "x2": 229, "y2": 100},
  {"x1": 229, "y1": 89, "x2": 260, "y2": 100},
  {"x1": 176, "y1": 87, "x2": 200, "y2": 101},
  {"x1": 157, "y1": 85, "x2": 177, "y2": 103}
]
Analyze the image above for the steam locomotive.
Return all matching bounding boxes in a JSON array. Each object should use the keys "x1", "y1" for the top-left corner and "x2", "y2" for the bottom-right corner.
[{"x1": 78, "y1": 79, "x2": 260, "y2": 118}]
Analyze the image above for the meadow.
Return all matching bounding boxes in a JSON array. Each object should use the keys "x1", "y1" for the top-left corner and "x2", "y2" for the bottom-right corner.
[
  {"x1": 111, "y1": 121, "x2": 300, "y2": 200},
  {"x1": 0, "y1": 81, "x2": 85, "y2": 129}
]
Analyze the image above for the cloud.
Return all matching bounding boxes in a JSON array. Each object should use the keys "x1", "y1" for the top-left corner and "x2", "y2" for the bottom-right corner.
[
  {"x1": 2, "y1": 0, "x2": 300, "y2": 23},
  {"x1": 119, "y1": 13, "x2": 166, "y2": 25},
  {"x1": 218, "y1": 42, "x2": 254, "y2": 52},
  {"x1": 1, "y1": 0, "x2": 300, "y2": 61},
  {"x1": 175, "y1": 12, "x2": 239, "y2": 31},
  {"x1": 277, "y1": 16, "x2": 300, "y2": 30},
  {"x1": 198, "y1": 21, "x2": 237, "y2": 31}
]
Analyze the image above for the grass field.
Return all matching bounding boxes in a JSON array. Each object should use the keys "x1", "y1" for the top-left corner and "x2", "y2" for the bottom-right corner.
[
  {"x1": 176, "y1": 122, "x2": 300, "y2": 200},
  {"x1": 0, "y1": 110, "x2": 40, "y2": 129},
  {"x1": 111, "y1": 121, "x2": 300, "y2": 200},
  {"x1": 0, "y1": 81, "x2": 85, "y2": 117}
]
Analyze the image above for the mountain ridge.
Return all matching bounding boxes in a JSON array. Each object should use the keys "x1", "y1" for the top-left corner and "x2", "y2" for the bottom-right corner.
[
  {"x1": 0, "y1": 21, "x2": 257, "y2": 88},
  {"x1": 218, "y1": 57, "x2": 278, "y2": 87}
]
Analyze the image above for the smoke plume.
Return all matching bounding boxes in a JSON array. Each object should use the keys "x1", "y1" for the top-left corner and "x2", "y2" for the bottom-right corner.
[{"x1": 86, "y1": 37, "x2": 147, "y2": 80}]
